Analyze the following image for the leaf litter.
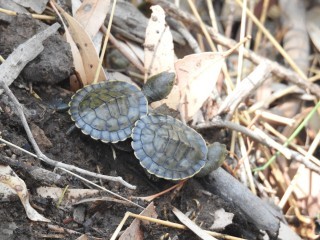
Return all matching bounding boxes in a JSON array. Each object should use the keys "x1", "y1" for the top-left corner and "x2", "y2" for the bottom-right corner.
[{"x1": 0, "y1": 0, "x2": 319, "y2": 239}]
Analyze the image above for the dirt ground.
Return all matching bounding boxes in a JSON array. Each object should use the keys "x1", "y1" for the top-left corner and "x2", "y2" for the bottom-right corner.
[{"x1": 0, "y1": 80, "x2": 262, "y2": 239}]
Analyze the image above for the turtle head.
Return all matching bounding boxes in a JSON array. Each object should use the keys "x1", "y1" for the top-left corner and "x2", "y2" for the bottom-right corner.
[
  {"x1": 196, "y1": 142, "x2": 227, "y2": 177},
  {"x1": 142, "y1": 71, "x2": 176, "y2": 103}
]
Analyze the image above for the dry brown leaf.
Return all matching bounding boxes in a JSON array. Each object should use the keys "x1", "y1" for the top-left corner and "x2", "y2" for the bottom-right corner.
[
  {"x1": 209, "y1": 208, "x2": 234, "y2": 230},
  {"x1": 119, "y1": 202, "x2": 158, "y2": 240},
  {"x1": 51, "y1": 2, "x2": 88, "y2": 87},
  {"x1": 144, "y1": 5, "x2": 175, "y2": 79},
  {"x1": 75, "y1": 0, "x2": 110, "y2": 38},
  {"x1": 174, "y1": 52, "x2": 224, "y2": 121},
  {"x1": 0, "y1": 165, "x2": 50, "y2": 222},
  {"x1": 54, "y1": 2, "x2": 106, "y2": 85},
  {"x1": 66, "y1": 30, "x2": 88, "y2": 87}
]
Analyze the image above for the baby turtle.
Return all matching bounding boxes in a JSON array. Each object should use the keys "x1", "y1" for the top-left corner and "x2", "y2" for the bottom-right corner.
[
  {"x1": 69, "y1": 72, "x2": 174, "y2": 143},
  {"x1": 131, "y1": 114, "x2": 226, "y2": 180},
  {"x1": 69, "y1": 72, "x2": 226, "y2": 180}
]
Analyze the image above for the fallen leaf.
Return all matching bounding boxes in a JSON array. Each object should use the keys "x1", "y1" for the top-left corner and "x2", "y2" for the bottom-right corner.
[
  {"x1": 71, "y1": 0, "x2": 82, "y2": 16},
  {"x1": 0, "y1": 165, "x2": 50, "y2": 222},
  {"x1": 144, "y1": 5, "x2": 175, "y2": 79},
  {"x1": 119, "y1": 202, "x2": 158, "y2": 240},
  {"x1": 51, "y1": 1, "x2": 88, "y2": 87},
  {"x1": 54, "y1": 2, "x2": 107, "y2": 85},
  {"x1": 174, "y1": 52, "x2": 224, "y2": 121},
  {"x1": 209, "y1": 208, "x2": 234, "y2": 230},
  {"x1": 75, "y1": 0, "x2": 110, "y2": 38}
]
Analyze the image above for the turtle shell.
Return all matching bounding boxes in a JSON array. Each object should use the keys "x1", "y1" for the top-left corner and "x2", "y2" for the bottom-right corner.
[
  {"x1": 131, "y1": 114, "x2": 208, "y2": 180},
  {"x1": 69, "y1": 81, "x2": 148, "y2": 143}
]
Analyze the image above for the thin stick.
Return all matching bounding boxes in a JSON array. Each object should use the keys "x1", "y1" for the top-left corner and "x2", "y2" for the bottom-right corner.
[
  {"x1": 0, "y1": 7, "x2": 56, "y2": 20},
  {"x1": 0, "y1": 136, "x2": 142, "y2": 207},
  {"x1": 0, "y1": 136, "x2": 135, "y2": 189},
  {"x1": 238, "y1": 134, "x2": 256, "y2": 195},
  {"x1": 58, "y1": 168, "x2": 144, "y2": 209},
  {"x1": 187, "y1": 0, "x2": 235, "y2": 97},
  {"x1": 196, "y1": 117, "x2": 320, "y2": 173},
  {"x1": 93, "y1": 0, "x2": 118, "y2": 84},
  {"x1": 262, "y1": 122, "x2": 320, "y2": 166}
]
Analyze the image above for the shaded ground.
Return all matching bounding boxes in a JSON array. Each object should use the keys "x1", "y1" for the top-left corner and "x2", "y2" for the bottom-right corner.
[{"x1": 0, "y1": 82, "x2": 260, "y2": 239}]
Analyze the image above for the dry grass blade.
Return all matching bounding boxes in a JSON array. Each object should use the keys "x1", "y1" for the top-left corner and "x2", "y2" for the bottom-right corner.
[
  {"x1": 0, "y1": 7, "x2": 56, "y2": 20},
  {"x1": 234, "y1": 0, "x2": 307, "y2": 80},
  {"x1": 172, "y1": 207, "x2": 218, "y2": 240},
  {"x1": 110, "y1": 211, "x2": 246, "y2": 240},
  {"x1": 92, "y1": 0, "x2": 117, "y2": 84}
]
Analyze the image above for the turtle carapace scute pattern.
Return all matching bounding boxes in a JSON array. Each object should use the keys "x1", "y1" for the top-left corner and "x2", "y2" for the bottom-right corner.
[
  {"x1": 131, "y1": 114, "x2": 208, "y2": 180},
  {"x1": 69, "y1": 78, "x2": 226, "y2": 180},
  {"x1": 69, "y1": 81, "x2": 148, "y2": 143}
]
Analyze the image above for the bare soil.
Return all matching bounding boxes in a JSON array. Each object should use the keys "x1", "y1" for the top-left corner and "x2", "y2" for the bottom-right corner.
[{"x1": 0, "y1": 82, "x2": 260, "y2": 239}]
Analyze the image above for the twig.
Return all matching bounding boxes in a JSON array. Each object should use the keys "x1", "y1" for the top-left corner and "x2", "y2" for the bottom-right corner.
[
  {"x1": 0, "y1": 138, "x2": 141, "y2": 208},
  {"x1": 196, "y1": 118, "x2": 320, "y2": 174},
  {"x1": 0, "y1": 135, "x2": 135, "y2": 189},
  {"x1": 58, "y1": 168, "x2": 143, "y2": 209}
]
